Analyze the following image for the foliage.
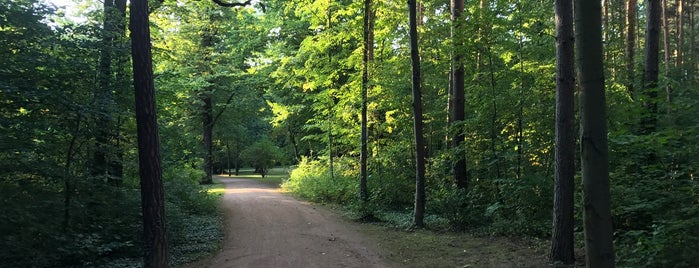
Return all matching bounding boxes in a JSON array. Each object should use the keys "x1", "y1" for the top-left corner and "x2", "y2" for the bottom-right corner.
[
  {"x1": 241, "y1": 138, "x2": 283, "y2": 177},
  {"x1": 282, "y1": 157, "x2": 358, "y2": 204}
]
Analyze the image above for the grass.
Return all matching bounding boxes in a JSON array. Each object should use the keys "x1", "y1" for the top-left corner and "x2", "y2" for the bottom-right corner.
[{"x1": 353, "y1": 222, "x2": 550, "y2": 268}]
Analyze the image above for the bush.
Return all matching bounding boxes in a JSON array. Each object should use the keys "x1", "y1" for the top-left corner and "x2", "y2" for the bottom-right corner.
[
  {"x1": 0, "y1": 165, "x2": 223, "y2": 267},
  {"x1": 282, "y1": 157, "x2": 357, "y2": 204}
]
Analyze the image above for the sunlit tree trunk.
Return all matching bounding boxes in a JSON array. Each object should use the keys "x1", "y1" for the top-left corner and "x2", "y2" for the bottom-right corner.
[
  {"x1": 550, "y1": 0, "x2": 575, "y2": 264},
  {"x1": 662, "y1": 0, "x2": 672, "y2": 101},
  {"x1": 677, "y1": 0, "x2": 684, "y2": 70},
  {"x1": 408, "y1": 0, "x2": 426, "y2": 229},
  {"x1": 575, "y1": 0, "x2": 616, "y2": 266},
  {"x1": 129, "y1": 0, "x2": 169, "y2": 266}
]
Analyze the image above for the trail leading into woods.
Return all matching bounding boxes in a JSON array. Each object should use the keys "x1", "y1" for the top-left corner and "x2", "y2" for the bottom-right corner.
[{"x1": 197, "y1": 175, "x2": 394, "y2": 268}]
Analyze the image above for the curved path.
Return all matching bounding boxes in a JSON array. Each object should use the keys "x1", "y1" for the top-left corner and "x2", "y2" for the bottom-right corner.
[{"x1": 201, "y1": 176, "x2": 394, "y2": 268}]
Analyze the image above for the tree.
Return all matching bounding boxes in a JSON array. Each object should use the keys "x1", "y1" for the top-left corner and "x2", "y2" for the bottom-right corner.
[
  {"x1": 129, "y1": 0, "x2": 169, "y2": 266},
  {"x1": 575, "y1": 0, "x2": 615, "y2": 266},
  {"x1": 641, "y1": 0, "x2": 661, "y2": 134},
  {"x1": 408, "y1": 0, "x2": 426, "y2": 228},
  {"x1": 360, "y1": 0, "x2": 374, "y2": 204},
  {"x1": 450, "y1": 0, "x2": 468, "y2": 189},
  {"x1": 550, "y1": 0, "x2": 575, "y2": 264},
  {"x1": 92, "y1": 0, "x2": 128, "y2": 184},
  {"x1": 626, "y1": 0, "x2": 638, "y2": 94}
]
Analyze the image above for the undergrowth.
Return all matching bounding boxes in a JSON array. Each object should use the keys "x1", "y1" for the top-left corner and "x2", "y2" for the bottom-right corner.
[{"x1": 0, "y1": 166, "x2": 223, "y2": 268}]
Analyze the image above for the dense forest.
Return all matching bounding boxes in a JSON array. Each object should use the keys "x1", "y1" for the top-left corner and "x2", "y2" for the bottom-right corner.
[{"x1": 2, "y1": 0, "x2": 698, "y2": 267}]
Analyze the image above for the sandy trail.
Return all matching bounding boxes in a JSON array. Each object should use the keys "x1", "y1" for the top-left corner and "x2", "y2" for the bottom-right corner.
[{"x1": 200, "y1": 176, "x2": 394, "y2": 268}]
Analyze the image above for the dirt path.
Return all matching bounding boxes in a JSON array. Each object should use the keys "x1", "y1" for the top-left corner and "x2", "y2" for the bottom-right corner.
[{"x1": 193, "y1": 176, "x2": 394, "y2": 268}]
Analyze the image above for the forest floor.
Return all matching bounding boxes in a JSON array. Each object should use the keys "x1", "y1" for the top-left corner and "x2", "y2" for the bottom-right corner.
[{"x1": 180, "y1": 172, "x2": 549, "y2": 268}]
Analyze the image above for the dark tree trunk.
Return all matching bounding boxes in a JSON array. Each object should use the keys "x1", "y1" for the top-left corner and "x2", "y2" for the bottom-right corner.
[
  {"x1": 550, "y1": 0, "x2": 576, "y2": 264},
  {"x1": 642, "y1": 0, "x2": 661, "y2": 134},
  {"x1": 408, "y1": 0, "x2": 426, "y2": 229},
  {"x1": 626, "y1": 0, "x2": 638, "y2": 95},
  {"x1": 360, "y1": 0, "x2": 373, "y2": 203},
  {"x1": 202, "y1": 92, "x2": 214, "y2": 184},
  {"x1": 129, "y1": 0, "x2": 169, "y2": 266},
  {"x1": 574, "y1": 0, "x2": 616, "y2": 266},
  {"x1": 450, "y1": 0, "x2": 468, "y2": 189},
  {"x1": 92, "y1": 0, "x2": 115, "y2": 179}
]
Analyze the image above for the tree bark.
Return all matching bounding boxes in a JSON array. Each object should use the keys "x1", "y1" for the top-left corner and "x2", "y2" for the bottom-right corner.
[
  {"x1": 202, "y1": 91, "x2": 214, "y2": 184},
  {"x1": 360, "y1": 0, "x2": 373, "y2": 203},
  {"x1": 642, "y1": 0, "x2": 661, "y2": 134},
  {"x1": 92, "y1": 0, "x2": 116, "y2": 179},
  {"x1": 550, "y1": 0, "x2": 576, "y2": 264},
  {"x1": 408, "y1": 0, "x2": 426, "y2": 229},
  {"x1": 677, "y1": 0, "x2": 684, "y2": 69},
  {"x1": 662, "y1": 0, "x2": 672, "y2": 101},
  {"x1": 626, "y1": 0, "x2": 638, "y2": 95},
  {"x1": 129, "y1": 0, "x2": 169, "y2": 266},
  {"x1": 450, "y1": 0, "x2": 468, "y2": 189},
  {"x1": 574, "y1": 0, "x2": 616, "y2": 266}
]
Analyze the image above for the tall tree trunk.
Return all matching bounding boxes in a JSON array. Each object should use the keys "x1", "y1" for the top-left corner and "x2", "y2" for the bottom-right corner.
[
  {"x1": 408, "y1": 0, "x2": 426, "y2": 229},
  {"x1": 408, "y1": 0, "x2": 425, "y2": 228},
  {"x1": 550, "y1": 0, "x2": 576, "y2": 264},
  {"x1": 662, "y1": 0, "x2": 672, "y2": 101},
  {"x1": 202, "y1": 91, "x2": 214, "y2": 184},
  {"x1": 516, "y1": 7, "x2": 525, "y2": 180},
  {"x1": 63, "y1": 114, "x2": 81, "y2": 231},
  {"x1": 642, "y1": 0, "x2": 661, "y2": 134},
  {"x1": 360, "y1": 0, "x2": 373, "y2": 203},
  {"x1": 450, "y1": 0, "x2": 467, "y2": 189},
  {"x1": 690, "y1": 0, "x2": 696, "y2": 86},
  {"x1": 93, "y1": 0, "x2": 115, "y2": 179},
  {"x1": 626, "y1": 0, "x2": 638, "y2": 95},
  {"x1": 111, "y1": 0, "x2": 127, "y2": 182},
  {"x1": 129, "y1": 0, "x2": 169, "y2": 266},
  {"x1": 677, "y1": 0, "x2": 684, "y2": 69},
  {"x1": 575, "y1": 0, "x2": 616, "y2": 266}
]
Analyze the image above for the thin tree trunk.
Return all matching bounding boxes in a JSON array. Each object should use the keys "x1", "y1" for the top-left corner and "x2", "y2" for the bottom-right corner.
[
  {"x1": 202, "y1": 93, "x2": 214, "y2": 184},
  {"x1": 662, "y1": 0, "x2": 672, "y2": 102},
  {"x1": 574, "y1": 0, "x2": 615, "y2": 266},
  {"x1": 408, "y1": 0, "x2": 426, "y2": 229},
  {"x1": 226, "y1": 142, "x2": 232, "y2": 176},
  {"x1": 642, "y1": 0, "x2": 661, "y2": 134},
  {"x1": 129, "y1": 0, "x2": 169, "y2": 266},
  {"x1": 626, "y1": 0, "x2": 638, "y2": 95},
  {"x1": 690, "y1": 0, "x2": 696, "y2": 85},
  {"x1": 551, "y1": 0, "x2": 576, "y2": 264},
  {"x1": 63, "y1": 114, "x2": 81, "y2": 231},
  {"x1": 360, "y1": 0, "x2": 373, "y2": 203},
  {"x1": 451, "y1": 0, "x2": 467, "y2": 189},
  {"x1": 677, "y1": 0, "x2": 684, "y2": 69},
  {"x1": 516, "y1": 7, "x2": 525, "y2": 180}
]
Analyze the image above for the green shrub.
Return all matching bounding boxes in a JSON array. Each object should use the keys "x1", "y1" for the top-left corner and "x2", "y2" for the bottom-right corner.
[{"x1": 282, "y1": 157, "x2": 357, "y2": 204}]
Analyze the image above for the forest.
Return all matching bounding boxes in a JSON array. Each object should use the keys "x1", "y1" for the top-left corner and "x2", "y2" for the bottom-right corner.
[{"x1": 1, "y1": 0, "x2": 698, "y2": 267}]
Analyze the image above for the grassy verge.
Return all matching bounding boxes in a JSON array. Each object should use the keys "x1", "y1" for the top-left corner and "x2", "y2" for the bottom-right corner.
[{"x1": 353, "y1": 222, "x2": 549, "y2": 267}]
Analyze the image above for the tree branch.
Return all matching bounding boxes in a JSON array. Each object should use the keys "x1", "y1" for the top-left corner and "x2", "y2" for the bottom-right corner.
[
  {"x1": 211, "y1": 0, "x2": 251, "y2": 7},
  {"x1": 211, "y1": 0, "x2": 265, "y2": 12}
]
